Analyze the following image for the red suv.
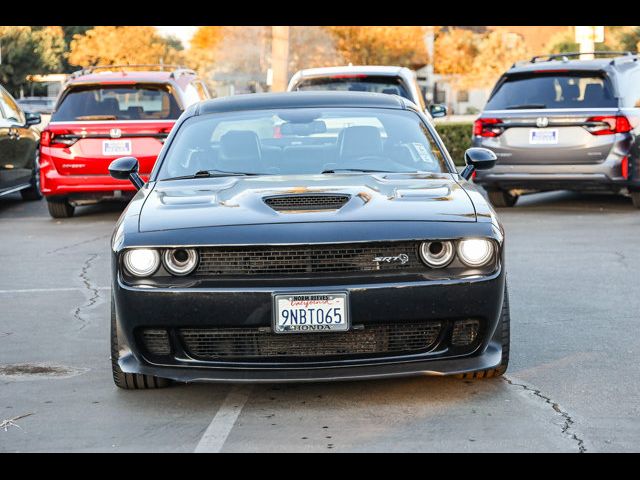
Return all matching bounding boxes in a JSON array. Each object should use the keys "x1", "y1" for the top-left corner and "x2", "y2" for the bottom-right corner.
[{"x1": 40, "y1": 65, "x2": 209, "y2": 217}]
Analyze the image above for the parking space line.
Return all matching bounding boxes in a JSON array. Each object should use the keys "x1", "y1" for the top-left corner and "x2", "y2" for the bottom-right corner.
[
  {"x1": 0, "y1": 287, "x2": 111, "y2": 294},
  {"x1": 195, "y1": 385, "x2": 253, "y2": 453}
]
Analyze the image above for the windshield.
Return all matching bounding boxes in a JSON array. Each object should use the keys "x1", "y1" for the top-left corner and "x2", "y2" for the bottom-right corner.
[
  {"x1": 294, "y1": 76, "x2": 411, "y2": 100},
  {"x1": 52, "y1": 84, "x2": 182, "y2": 121},
  {"x1": 485, "y1": 73, "x2": 617, "y2": 110},
  {"x1": 157, "y1": 107, "x2": 447, "y2": 180}
]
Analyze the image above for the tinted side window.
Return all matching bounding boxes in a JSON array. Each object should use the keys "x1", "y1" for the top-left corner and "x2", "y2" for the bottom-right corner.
[
  {"x1": 486, "y1": 73, "x2": 617, "y2": 109},
  {"x1": 0, "y1": 87, "x2": 25, "y2": 123},
  {"x1": 620, "y1": 69, "x2": 640, "y2": 108},
  {"x1": 193, "y1": 81, "x2": 210, "y2": 100}
]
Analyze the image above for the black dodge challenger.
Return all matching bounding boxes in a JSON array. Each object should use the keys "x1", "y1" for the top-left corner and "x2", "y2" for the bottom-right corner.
[{"x1": 108, "y1": 91, "x2": 507, "y2": 389}]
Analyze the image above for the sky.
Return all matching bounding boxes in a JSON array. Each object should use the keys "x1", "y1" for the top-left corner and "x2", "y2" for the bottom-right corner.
[{"x1": 154, "y1": 26, "x2": 198, "y2": 48}]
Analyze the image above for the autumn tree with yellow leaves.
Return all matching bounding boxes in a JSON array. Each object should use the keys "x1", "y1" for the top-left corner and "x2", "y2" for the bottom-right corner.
[
  {"x1": 434, "y1": 28, "x2": 478, "y2": 75},
  {"x1": 68, "y1": 26, "x2": 184, "y2": 67},
  {"x1": 325, "y1": 26, "x2": 429, "y2": 68},
  {"x1": 433, "y1": 28, "x2": 530, "y2": 90}
]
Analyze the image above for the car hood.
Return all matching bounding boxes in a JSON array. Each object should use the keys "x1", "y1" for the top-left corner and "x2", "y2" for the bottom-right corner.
[{"x1": 138, "y1": 173, "x2": 477, "y2": 232}]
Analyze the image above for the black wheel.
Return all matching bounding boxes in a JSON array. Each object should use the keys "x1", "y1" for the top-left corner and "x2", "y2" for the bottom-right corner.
[
  {"x1": 457, "y1": 283, "x2": 510, "y2": 380},
  {"x1": 631, "y1": 191, "x2": 640, "y2": 209},
  {"x1": 111, "y1": 296, "x2": 171, "y2": 390},
  {"x1": 46, "y1": 198, "x2": 75, "y2": 218},
  {"x1": 487, "y1": 189, "x2": 518, "y2": 208},
  {"x1": 20, "y1": 149, "x2": 43, "y2": 201}
]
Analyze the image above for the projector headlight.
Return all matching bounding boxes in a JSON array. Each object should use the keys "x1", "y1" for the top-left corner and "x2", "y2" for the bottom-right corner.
[
  {"x1": 457, "y1": 239, "x2": 494, "y2": 267},
  {"x1": 123, "y1": 248, "x2": 160, "y2": 277},
  {"x1": 162, "y1": 248, "x2": 199, "y2": 276},
  {"x1": 419, "y1": 241, "x2": 455, "y2": 268}
]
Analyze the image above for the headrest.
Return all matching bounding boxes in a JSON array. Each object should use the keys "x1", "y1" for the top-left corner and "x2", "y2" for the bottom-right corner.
[
  {"x1": 564, "y1": 84, "x2": 580, "y2": 101},
  {"x1": 338, "y1": 126, "x2": 383, "y2": 159},
  {"x1": 583, "y1": 83, "x2": 605, "y2": 102},
  {"x1": 100, "y1": 98, "x2": 120, "y2": 115},
  {"x1": 220, "y1": 130, "x2": 262, "y2": 161}
]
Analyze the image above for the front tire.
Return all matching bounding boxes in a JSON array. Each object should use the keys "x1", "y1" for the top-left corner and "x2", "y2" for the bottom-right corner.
[
  {"x1": 457, "y1": 283, "x2": 510, "y2": 380},
  {"x1": 46, "y1": 198, "x2": 75, "y2": 218},
  {"x1": 20, "y1": 150, "x2": 43, "y2": 201},
  {"x1": 111, "y1": 296, "x2": 171, "y2": 389},
  {"x1": 487, "y1": 189, "x2": 518, "y2": 208}
]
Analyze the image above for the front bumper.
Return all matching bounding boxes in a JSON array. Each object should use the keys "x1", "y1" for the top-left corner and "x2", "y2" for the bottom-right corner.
[{"x1": 113, "y1": 266, "x2": 506, "y2": 383}]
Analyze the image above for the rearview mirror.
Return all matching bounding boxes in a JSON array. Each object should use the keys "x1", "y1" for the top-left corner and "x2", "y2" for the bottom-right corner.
[
  {"x1": 109, "y1": 156, "x2": 144, "y2": 190},
  {"x1": 428, "y1": 104, "x2": 447, "y2": 118},
  {"x1": 460, "y1": 148, "x2": 497, "y2": 180},
  {"x1": 25, "y1": 112, "x2": 41, "y2": 126}
]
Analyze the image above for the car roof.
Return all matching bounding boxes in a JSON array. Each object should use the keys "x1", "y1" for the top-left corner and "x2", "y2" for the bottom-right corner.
[
  {"x1": 292, "y1": 65, "x2": 409, "y2": 78},
  {"x1": 197, "y1": 91, "x2": 409, "y2": 115},
  {"x1": 65, "y1": 70, "x2": 196, "y2": 90},
  {"x1": 506, "y1": 56, "x2": 640, "y2": 75}
]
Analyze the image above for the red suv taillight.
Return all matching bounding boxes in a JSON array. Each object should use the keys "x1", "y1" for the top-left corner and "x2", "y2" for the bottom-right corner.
[
  {"x1": 40, "y1": 128, "x2": 79, "y2": 148},
  {"x1": 473, "y1": 118, "x2": 504, "y2": 137},
  {"x1": 584, "y1": 115, "x2": 632, "y2": 136}
]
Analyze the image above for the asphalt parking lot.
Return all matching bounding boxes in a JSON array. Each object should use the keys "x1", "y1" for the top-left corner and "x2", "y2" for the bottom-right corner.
[{"x1": 0, "y1": 191, "x2": 639, "y2": 452}]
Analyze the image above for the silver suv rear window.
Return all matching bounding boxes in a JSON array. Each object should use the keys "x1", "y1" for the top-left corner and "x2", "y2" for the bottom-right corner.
[
  {"x1": 485, "y1": 73, "x2": 617, "y2": 110},
  {"x1": 294, "y1": 75, "x2": 411, "y2": 100}
]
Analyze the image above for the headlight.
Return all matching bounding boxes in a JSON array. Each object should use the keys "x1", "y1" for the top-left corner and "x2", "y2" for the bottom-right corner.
[
  {"x1": 419, "y1": 241, "x2": 454, "y2": 268},
  {"x1": 123, "y1": 249, "x2": 160, "y2": 277},
  {"x1": 457, "y1": 239, "x2": 494, "y2": 267},
  {"x1": 162, "y1": 248, "x2": 199, "y2": 276}
]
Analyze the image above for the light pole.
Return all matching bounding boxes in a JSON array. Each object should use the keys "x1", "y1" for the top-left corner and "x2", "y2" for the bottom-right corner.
[{"x1": 271, "y1": 26, "x2": 290, "y2": 92}]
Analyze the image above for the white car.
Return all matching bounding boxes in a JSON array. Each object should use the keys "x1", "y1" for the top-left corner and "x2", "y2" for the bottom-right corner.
[{"x1": 287, "y1": 65, "x2": 447, "y2": 124}]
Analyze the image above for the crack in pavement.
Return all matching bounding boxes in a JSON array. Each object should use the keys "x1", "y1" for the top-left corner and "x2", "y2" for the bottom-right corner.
[
  {"x1": 46, "y1": 234, "x2": 110, "y2": 255},
  {"x1": 504, "y1": 376, "x2": 586, "y2": 453},
  {"x1": 73, "y1": 253, "x2": 101, "y2": 331}
]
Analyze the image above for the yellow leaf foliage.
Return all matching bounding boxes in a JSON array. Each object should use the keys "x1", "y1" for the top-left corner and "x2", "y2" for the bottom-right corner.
[
  {"x1": 68, "y1": 26, "x2": 183, "y2": 67},
  {"x1": 325, "y1": 26, "x2": 428, "y2": 69}
]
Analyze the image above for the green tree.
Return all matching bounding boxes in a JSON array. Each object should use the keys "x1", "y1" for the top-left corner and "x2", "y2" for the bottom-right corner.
[{"x1": 0, "y1": 26, "x2": 65, "y2": 97}]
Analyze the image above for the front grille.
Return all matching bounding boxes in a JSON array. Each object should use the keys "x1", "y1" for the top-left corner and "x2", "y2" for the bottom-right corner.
[
  {"x1": 264, "y1": 194, "x2": 350, "y2": 211},
  {"x1": 140, "y1": 329, "x2": 171, "y2": 355},
  {"x1": 197, "y1": 242, "x2": 423, "y2": 276},
  {"x1": 180, "y1": 322, "x2": 442, "y2": 360}
]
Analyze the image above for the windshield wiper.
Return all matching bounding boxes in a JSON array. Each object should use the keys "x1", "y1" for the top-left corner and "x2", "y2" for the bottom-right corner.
[
  {"x1": 162, "y1": 170, "x2": 263, "y2": 181},
  {"x1": 504, "y1": 103, "x2": 547, "y2": 110},
  {"x1": 321, "y1": 168, "x2": 404, "y2": 174}
]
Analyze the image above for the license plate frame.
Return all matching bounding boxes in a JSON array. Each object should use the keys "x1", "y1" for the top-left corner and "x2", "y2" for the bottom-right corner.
[
  {"x1": 102, "y1": 139, "x2": 132, "y2": 156},
  {"x1": 529, "y1": 128, "x2": 559, "y2": 145},
  {"x1": 272, "y1": 292, "x2": 350, "y2": 334}
]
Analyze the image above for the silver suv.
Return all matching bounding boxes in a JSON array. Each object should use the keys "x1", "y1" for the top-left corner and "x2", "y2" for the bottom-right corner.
[
  {"x1": 287, "y1": 65, "x2": 447, "y2": 123},
  {"x1": 473, "y1": 52, "x2": 640, "y2": 208}
]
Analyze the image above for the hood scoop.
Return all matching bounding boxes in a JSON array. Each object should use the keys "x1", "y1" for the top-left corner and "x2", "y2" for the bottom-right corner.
[{"x1": 264, "y1": 194, "x2": 351, "y2": 212}]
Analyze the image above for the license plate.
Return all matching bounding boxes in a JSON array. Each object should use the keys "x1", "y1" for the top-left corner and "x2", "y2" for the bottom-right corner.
[
  {"x1": 529, "y1": 129, "x2": 558, "y2": 144},
  {"x1": 102, "y1": 140, "x2": 132, "y2": 156},
  {"x1": 273, "y1": 293, "x2": 349, "y2": 333}
]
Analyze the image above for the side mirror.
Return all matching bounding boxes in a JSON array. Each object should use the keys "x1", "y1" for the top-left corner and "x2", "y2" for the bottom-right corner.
[
  {"x1": 25, "y1": 112, "x2": 41, "y2": 126},
  {"x1": 460, "y1": 148, "x2": 497, "y2": 180},
  {"x1": 109, "y1": 156, "x2": 144, "y2": 190},
  {"x1": 428, "y1": 104, "x2": 447, "y2": 118}
]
